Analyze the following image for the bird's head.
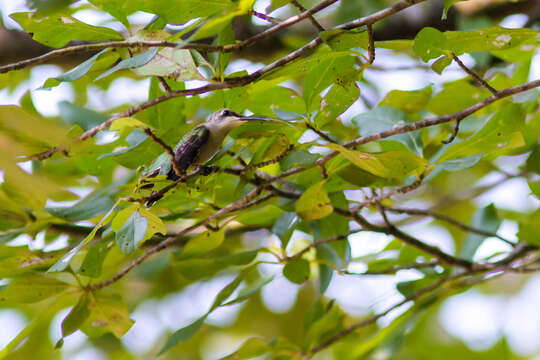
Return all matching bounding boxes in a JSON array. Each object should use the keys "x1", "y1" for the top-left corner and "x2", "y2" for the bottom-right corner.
[{"x1": 208, "y1": 108, "x2": 274, "y2": 132}]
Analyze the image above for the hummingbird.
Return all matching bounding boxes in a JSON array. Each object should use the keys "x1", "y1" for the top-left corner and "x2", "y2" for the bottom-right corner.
[{"x1": 144, "y1": 108, "x2": 276, "y2": 183}]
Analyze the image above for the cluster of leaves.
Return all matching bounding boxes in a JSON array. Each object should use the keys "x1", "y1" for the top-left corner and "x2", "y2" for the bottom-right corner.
[{"x1": 0, "y1": 0, "x2": 539, "y2": 359}]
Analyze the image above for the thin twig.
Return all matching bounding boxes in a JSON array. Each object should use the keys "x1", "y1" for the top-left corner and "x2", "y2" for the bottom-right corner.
[
  {"x1": 304, "y1": 121, "x2": 338, "y2": 143},
  {"x1": 142, "y1": 128, "x2": 182, "y2": 178},
  {"x1": 333, "y1": 207, "x2": 475, "y2": 269},
  {"x1": 291, "y1": 0, "x2": 325, "y2": 31},
  {"x1": 359, "y1": 23, "x2": 375, "y2": 71},
  {"x1": 309, "y1": 270, "x2": 471, "y2": 354},
  {"x1": 343, "y1": 260, "x2": 440, "y2": 275},
  {"x1": 386, "y1": 206, "x2": 515, "y2": 246},
  {"x1": 157, "y1": 77, "x2": 172, "y2": 92},
  {"x1": 242, "y1": 144, "x2": 294, "y2": 173},
  {"x1": 451, "y1": 52, "x2": 498, "y2": 95},
  {"x1": 287, "y1": 229, "x2": 364, "y2": 261},
  {"x1": 249, "y1": 10, "x2": 280, "y2": 24}
]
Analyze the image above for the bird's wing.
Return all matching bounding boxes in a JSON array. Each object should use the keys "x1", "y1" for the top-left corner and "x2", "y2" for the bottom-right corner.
[{"x1": 173, "y1": 125, "x2": 210, "y2": 172}]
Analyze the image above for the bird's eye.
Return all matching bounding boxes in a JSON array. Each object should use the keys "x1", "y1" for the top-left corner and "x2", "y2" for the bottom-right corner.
[{"x1": 221, "y1": 109, "x2": 232, "y2": 116}]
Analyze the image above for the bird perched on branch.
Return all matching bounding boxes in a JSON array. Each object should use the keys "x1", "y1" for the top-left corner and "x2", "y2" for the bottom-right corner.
[{"x1": 144, "y1": 108, "x2": 276, "y2": 182}]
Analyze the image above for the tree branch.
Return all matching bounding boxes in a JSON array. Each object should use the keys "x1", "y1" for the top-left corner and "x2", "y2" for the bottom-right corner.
[{"x1": 386, "y1": 206, "x2": 514, "y2": 246}]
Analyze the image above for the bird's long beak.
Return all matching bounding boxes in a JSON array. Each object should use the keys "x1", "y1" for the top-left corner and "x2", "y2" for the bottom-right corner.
[{"x1": 238, "y1": 115, "x2": 276, "y2": 121}]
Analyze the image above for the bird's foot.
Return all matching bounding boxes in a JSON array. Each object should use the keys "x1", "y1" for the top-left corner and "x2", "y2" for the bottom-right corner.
[{"x1": 199, "y1": 165, "x2": 220, "y2": 176}]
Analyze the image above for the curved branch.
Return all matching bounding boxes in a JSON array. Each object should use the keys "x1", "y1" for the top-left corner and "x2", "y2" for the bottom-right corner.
[{"x1": 0, "y1": 0, "x2": 339, "y2": 75}]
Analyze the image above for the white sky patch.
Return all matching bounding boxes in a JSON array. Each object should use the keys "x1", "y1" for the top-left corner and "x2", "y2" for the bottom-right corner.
[
  {"x1": 70, "y1": 347, "x2": 107, "y2": 360},
  {"x1": 439, "y1": 290, "x2": 506, "y2": 351},
  {"x1": 49, "y1": 308, "x2": 88, "y2": 353},
  {"x1": 530, "y1": 52, "x2": 540, "y2": 82},
  {"x1": 0, "y1": 310, "x2": 27, "y2": 348},
  {"x1": 0, "y1": 0, "x2": 27, "y2": 29},
  {"x1": 347, "y1": 231, "x2": 392, "y2": 258},
  {"x1": 504, "y1": 273, "x2": 540, "y2": 355},
  {"x1": 158, "y1": 276, "x2": 239, "y2": 331},
  {"x1": 122, "y1": 300, "x2": 163, "y2": 354},
  {"x1": 475, "y1": 177, "x2": 540, "y2": 212},
  {"x1": 127, "y1": 11, "x2": 160, "y2": 26},
  {"x1": 499, "y1": 14, "x2": 529, "y2": 29},
  {"x1": 227, "y1": 59, "x2": 264, "y2": 76},
  {"x1": 261, "y1": 275, "x2": 300, "y2": 313},
  {"x1": 31, "y1": 66, "x2": 75, "y2": 116},
  {"x1": 72, "y1": 9, "x2": 124, "y2": 33},
  {"x1": 85, "y1": 78, "x2": 151, "y2": 110}
]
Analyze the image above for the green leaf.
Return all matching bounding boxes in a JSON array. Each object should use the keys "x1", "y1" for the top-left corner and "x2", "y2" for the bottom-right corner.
[
  {"x1": 283, "y1": 258, "x2": 311, "y2": 284},
  {"x1": 459, "y1": 204, "x2": 501, "y2": 261},
  {"x1": 413, "y1": 26, "x2": 539, "y2": 62},
  {"x1": 438, "y1": 103, "x2": 525, "y2": 162},
  {"x1": 397, "y1": 277, "x2": 434, "y2": 297},
  {"x1": 79, "y1": 241, "x2": 111, "y2": 278},
  {"x1": 315, "y1": 82, "x2": 359, "y2": 128},
  {"x1": 159, "y1": 315, "x2": 207, "y2": 354},
  {"x1": 263, "y1": 51, "x2": 352, "y2": 80},
  {"x1": 139, "y1": 207, "x2": 166, "y2": 240},
  {"x1": 426, "y1": 79, "x2": 489, "y2": 115},
  {"x1": 413, "y1": 27, "x2": 447, "y2": 62},
  {"x1": 81, "y1": 294, "x2": 134, "y2": 338},
  {"x1": 321, "y1": 29, "x2": 369, "y2": 51},
  {"x1": 61, "y1": 293, "x2": 90, "y2": 337},
  {"x1": 95, "y1": 48, "x2": 159, "y2": 80},
  {"x1": 442, "y1": 0, "x2": 465, "y2": 19},
  {"x1": 438, "y1": 154, "x2": 483, "y2": 172},
  {"x1": 525, "y1": 144, "x2": 540, "y2": 174},
  {"x1": 58, "y1": 101, "x2": 109, "y2": 130},
  {"x1": 223, "y1": 276, "x2": 274, "y2": 305},
  {"x1": 42, "y1": 49, "x2": 109, "y2": 88},
  {"x1": 109, "y1": 117, "x2": 148, "y2": 132},
  {"x1": 178, "y1": 230, "x2": 225, "y2": 259},
  {"x1": 445, "y1": 27, "x2": 539, "y2": 54},
  {"x1": 518, "y1": 221, "x2": 540, "y2": 247},
  {"x1": 46, "y1": 189, "x2": 115, "y2": 222},
  {"x1": 209, "y1": 274, "x2": 244, "y2": 311},
  {"x1": 272, "y1": 212, "x2": 298, "y2": 249},
  {"x1": 0, "y1": 274, "x2": 71, "y2": 304},
  {"x1": 0, "y1": 246, "x2": 58, "y2": 277},
  {"x1": 303, "y1": 55, "x2": 355, "y2": 111},
  {"x1": 431, "y1": 55, "x2": 452, "y2": 74},
  {"x1": 327, "y1": 144, "x2": 427, "y2": 179},
  {"x1": 236, "y1": 205, "x2": 284, "y2": 226},
  {"x1": 116, "y1": 210, "x2": 148, "y2": 254},
  {"x1": 529, "y1": 181, "x2": 540, "y2": 199},
  {"x1": 49, "y1": 202, "x2": 118, "y2": 272},
  {"x1": 295, "y1": 181, "x2": 333, "y2": 221},
  {"x1": 122, "y1": 0, "x2": 234, "y2": 25},
  {"x1": 88, "y1": 0, "x2": 131, "y2": 28},
  {"x1": 304, "y1": 303, "x2": 342, "y2": 349},
  {"x1": 379, "y1": 86, "x2": 432, "y2": 114},
  {"x1": 0, "y1": 293, "x2": 75, "y2": 358},
  {"x1": 129, "y1": 30, "x2": 201, "y2": 80},
  {"x1": 280, "y1": 149, "x2": 319, "y2": 171},
  {"x1": 220, "y1": 337, "x2": 270, "y2": 360},
  {"x1": 10, "y1": 12, "x2": 123, "y2": 48}
]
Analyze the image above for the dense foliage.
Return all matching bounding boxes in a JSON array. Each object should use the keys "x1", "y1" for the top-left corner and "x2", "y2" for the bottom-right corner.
[{"x1": 0, "y1": 0, "x2": 539, "y2": 358}]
